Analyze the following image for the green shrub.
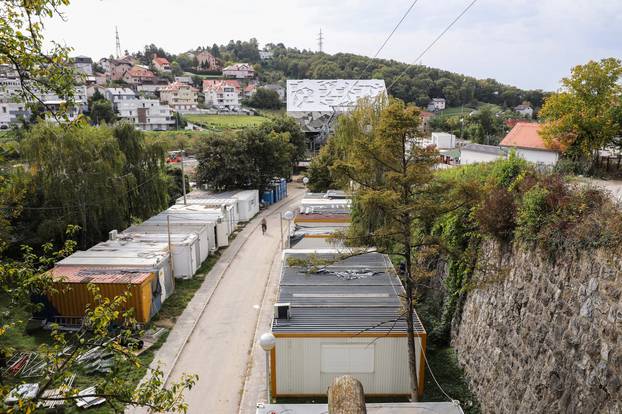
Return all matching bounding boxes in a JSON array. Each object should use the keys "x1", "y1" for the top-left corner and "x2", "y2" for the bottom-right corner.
[{"x1": 515, "y1": 184, "x2": 550, "y2": 243}]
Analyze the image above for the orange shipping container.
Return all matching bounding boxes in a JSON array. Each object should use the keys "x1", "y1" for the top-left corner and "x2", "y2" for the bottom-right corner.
[{"x1": 48, "y1": 266, "x2": 156, "y2": 323}]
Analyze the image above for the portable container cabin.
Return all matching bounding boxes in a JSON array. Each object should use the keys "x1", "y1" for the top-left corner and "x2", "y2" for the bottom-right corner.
[
  {"x1": 116, "y1": 232, "x2": 200, "y2": 279},
  {"x1": 165, "y1": 205, "x2": 231, "y2": 245},
  {"x1": 271, "y1": 250, "x2": 427, "y2": 398},
  {"x1": 176, "y1": 198, "x2": 240, "y2": 227},
  {"x1": 123, "y1": 223, "x2": 211, "y2": 263},
  {"x1": 296, "y1": 199, "x2": 352, "y2": 223},
  {"x1": 182, "y1": 189, "x2": 260, "y2": 222},
  {"x1": 48, "y1": 267, "x2": 157, "y2": 323},
  {"x1": 141, "y1": 215, "x2": 221, "y2": 252},
  {"x1": 56, "y1": 250, "x2": 174, "y2": 309}
]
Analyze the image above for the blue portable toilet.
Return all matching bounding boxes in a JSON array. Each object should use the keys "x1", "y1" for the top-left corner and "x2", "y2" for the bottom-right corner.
[
  {"x1": 281, "y1": 178, "x2": 287, "y2": 197},
  {"x1": 262, "y1": 190, "x2": 274, "y2": 205}
]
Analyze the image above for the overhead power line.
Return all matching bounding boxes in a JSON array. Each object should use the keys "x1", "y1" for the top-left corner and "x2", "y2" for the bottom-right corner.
[{"x1": 387, "y1": 0, "x2": 479, "y2": 91}]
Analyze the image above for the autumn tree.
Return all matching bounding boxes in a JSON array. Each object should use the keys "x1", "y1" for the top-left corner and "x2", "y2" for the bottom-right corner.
[
  {"x1": 330, "y1": 98, "x2": 448, "y2": 400},
  {"x1": 540, "y1": 58, "x2": 622, "y2": 159}
]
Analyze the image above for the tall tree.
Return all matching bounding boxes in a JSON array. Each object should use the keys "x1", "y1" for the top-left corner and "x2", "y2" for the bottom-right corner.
[
  {"x1": 540, "y1": 58, "x2": 622, "y2": 159},
  {"x1": 330, "y1": 98, "x2": 446, "y2": 400}
]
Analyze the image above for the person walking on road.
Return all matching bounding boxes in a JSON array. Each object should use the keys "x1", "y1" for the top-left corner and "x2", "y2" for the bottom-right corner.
[{"x1": 261, "y1": 217, "x2": 267, "y2": 235}]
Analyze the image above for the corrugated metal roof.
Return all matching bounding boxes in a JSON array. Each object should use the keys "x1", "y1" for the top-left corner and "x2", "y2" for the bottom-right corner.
[
  {"x1": 51, "y1": 266, "x2": 153, "y2": 284},
  {"x1": 273, "y1": 252, "x2": 425, "y2": 334}
]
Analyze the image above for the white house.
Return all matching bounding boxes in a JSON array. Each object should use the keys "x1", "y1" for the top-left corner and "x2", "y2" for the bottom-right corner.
[
  {"x1": 159, "y1": 82, "x2": 198, "y2": 111},
  {"x1": 222, "y1": 63, "x2": 255, "y2": 79},
  {"x1": 152, "y1": 55, "x2": 171, "y2": 72},
  {"x1": 72, "y1": 56, "x2": 93, "y2": 76},
  {"x1": 431, "y1": 132, "x2": 457, "y2": 149},
  {"x1": 203, "y1": 80, "x2": 240, "y2": 109},
  {"x1": 259, "y1": 50, "x2": 274, "y2": 60},
  {"x1": 271, "y1": 251, "x2": 427, "y2": 399},
  {"x1": 514, "y1": 103, "x2": 533, "y2": 118},
  {"x1": 104, "y1": 87, "x2": 137, "y2": 109},
  {"x1": 0, "y1": 76, "x2": 23, "y2": 98},
  {"x1": 460, "y1": 143, "x2": 507, "y2": 165},
  {"x1": 427, "y1": 98, "x2": 446, "y2": 112},
  {"x1": 499, "y1": 122, "x2": 559, "y2": 166},
  {"x1": 0, "y1": 102, "x2": 29, "y2": 127},
  {"x1": 116, "y1": 99, "x2": 175, "y2": 131}
]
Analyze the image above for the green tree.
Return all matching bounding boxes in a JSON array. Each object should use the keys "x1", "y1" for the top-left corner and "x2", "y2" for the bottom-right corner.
[
  {"x1": 0, "y1": 1, "x2": 77, "y2": 118},
  {"x1": 244, "y1": 88, "x2": 282, "y2": 109},
  {"x1": 330, "y1": 98, "x2": 447, "y2": 400},
  {"x1": 89, "y1": 99, "x2": 116, "y2": 125},
  {"x1": 540, "y1": 58, "x2": 622, "y2": 159},
  {"x1": 259, "y1": 116, "x2": 307, "y2": 166}
]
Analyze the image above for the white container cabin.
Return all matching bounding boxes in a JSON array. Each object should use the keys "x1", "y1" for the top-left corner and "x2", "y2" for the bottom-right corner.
[
  {"x1": 123, "y1": 223, "x2": 211, "y2": 263},
  {"x1": 164, "y1": 205, "x2": 231, "y2": 246},
  {"x1": 271, "y1": 250, "x2": 427, "y2": 398},
  {"x1": 184, "y1": 189, "x2": 260, "y2": 222}
]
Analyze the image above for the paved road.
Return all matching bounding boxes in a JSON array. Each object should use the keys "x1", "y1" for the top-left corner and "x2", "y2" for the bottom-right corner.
[{"x1": 164, "y1": 186, "x2": 304, "y2": 413}]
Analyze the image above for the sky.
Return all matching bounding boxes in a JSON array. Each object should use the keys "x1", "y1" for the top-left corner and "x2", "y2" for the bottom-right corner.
[{"x1": 43, "y1": 0, "x2": 622, "y2": 91}]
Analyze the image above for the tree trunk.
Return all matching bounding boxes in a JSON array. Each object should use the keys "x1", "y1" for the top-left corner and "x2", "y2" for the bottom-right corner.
[
  {"x1": 327, "y1": 375, "x2": 367, "y2": 414},
  {"x1": 404, "y1": 264, "x2": 419, "y2": 401}
]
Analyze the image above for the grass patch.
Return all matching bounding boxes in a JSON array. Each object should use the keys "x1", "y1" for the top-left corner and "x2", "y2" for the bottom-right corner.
[
  {"x1": 422, "y1": 347, "x2": 481, "y2": 413},
  {"x1": 153, "y1": 253, "x2": 220, "y2": 323},
  {"x1": 184, "y1": 114, "x2": 269, "y2": 131},
  {"x1": 257, "y1": 109, "x2": 286, "y2": 119}
]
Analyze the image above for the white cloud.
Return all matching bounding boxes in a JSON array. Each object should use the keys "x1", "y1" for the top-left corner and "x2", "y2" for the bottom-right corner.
[{"x1": 43, "y1": 0, "x2": 622, "y2": 90}]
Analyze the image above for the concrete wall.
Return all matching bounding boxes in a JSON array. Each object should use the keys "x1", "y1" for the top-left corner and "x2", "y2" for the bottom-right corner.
[
  {"x1": 515, "y1": 148, "x2": 559, "y2": 166},
  {"x1": 452, "y1": 242, "x2": 622, "y2": 413},
  {"x1": 460, "y1": 150, "x2": 504, "y2": 165},
  {"x1": 274, "y1": 336, "x2": 419, "y2": 395}
]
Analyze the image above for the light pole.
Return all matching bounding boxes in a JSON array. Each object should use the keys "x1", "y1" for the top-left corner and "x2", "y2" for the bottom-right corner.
[
  {"x1": 283, "y1": 210, "x2": 294, "y2": 249},
  {"x1": 259, "y1": 332, "x2": 276, "y2": 403},
  {"x1": 302, "y1": 176, "x2": 309, "y2": 192}
]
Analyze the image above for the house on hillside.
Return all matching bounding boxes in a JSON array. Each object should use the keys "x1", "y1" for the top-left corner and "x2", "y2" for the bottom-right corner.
[
  {"x1": 195, "y1": 51, "x2": 221, "y2": 71},
  {"x1": 72, "y1": 55, "x2": 93, "y2": 76},
  {"x1": 117, "y1": 99, "x2": 174, "y2": 130},
  {"x1": 0, "y1": 102, "x2": 29, "y2": 128},
  {"x1": 223, "y1": 63, "x2": 255, "y2": 79},
  {"x1": 159, "y1": 81, "x2": 198, "y2": 111},
  {"x1": 427, "y1": 98, "x2": 446, "y2": 112},
  {"x1": 460, "y1": 143, "x2": 507, "y2": 164},
  {"x1": 500, "y1": 122, "x2": 559, "y2": 166},
  {"x1": 263, "y1": 84, "x2": 286, "y2": 102},
  {"x1": 152, "y1": 55, "x2": 171, "y2": 72},
  {"x1": 203, "y1": 80, "x2": 240, "y2": 109},
  {"x1": 259, "y1": 50, "x2": 274, "y2": 60},
  {"x1": 514, "y1": 102, "x2": 533, "y2": 118},
  {"x1": 109, "y1": 58, "x2": 133, "y2": 81},
  {"x1": 243, "y1": 83, "x2": 257, "y2": 98},
  {"x1": 104, "y1": 87, "x2": 137, "y2": 109},
  {"x1": 123, "y1": 66, "x2": 156, "y2": 85}
]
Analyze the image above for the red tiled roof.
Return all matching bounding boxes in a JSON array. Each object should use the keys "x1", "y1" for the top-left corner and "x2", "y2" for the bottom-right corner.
[
  {"x1": 153, "y1": 56, "x2": 170, "y2": 66},
  {"x1": 161, "y1": 81, "x2": 198, "y2": 92},
  {"x1": 420, "y1": 111, "x2": 434, "y2": 118},
  {"x1": 50, "y1": 266, "x2": 153, "y2": 284},
  {"x1": 500, "y1": 122, "x2": 556, "y2": 151},
  {"x1": 202, "y1": 79, "x2": 241, "y2": 92},
  {"x1": 125, "y1": 66, "x2": 155, "y2": 78}
]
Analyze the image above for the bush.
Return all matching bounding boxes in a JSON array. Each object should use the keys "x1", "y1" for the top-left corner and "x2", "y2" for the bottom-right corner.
[{"x1": 515, "y1": 184, "x2": 550, "y2": 243}]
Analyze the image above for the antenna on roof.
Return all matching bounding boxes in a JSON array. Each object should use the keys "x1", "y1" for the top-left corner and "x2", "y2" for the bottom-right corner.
[
  {"x1": 317, "y1": 29, "x2": 324, "y2": 53},
  {"x1": 115, "y1": 26, "x2": 122, "y2": 58}
]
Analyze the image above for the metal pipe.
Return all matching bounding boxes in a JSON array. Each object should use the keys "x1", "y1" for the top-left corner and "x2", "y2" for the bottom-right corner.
[
  {"x1": 180, "y1": 149, "x2": 187, "y2": 205},
  {"x1": 265, "y1": 351, "x2": 271, "y2": 402},
  {"x1": 279, "y1": 212, "x2": 283, "y2": 250}
]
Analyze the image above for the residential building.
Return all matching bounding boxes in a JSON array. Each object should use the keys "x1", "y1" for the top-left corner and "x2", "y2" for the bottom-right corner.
[
  {"x1": 0, "y1": 76, "x2": 23, "y2": 98},
  {"x1": 431, "y1": 132, "x2": 457, "y2": 149},
  {"x1": 36, "y1": 85, "x2": 88, "y2": 122},
  {"x1": 427, "y1": 98, "x2": 446, "y2": 112},
  {"x1": 72, "y1": 55, "x2": 93, "y2": 76},
  {"x1": 98, "y1": 57, "x2": 112, "y2": 73},
  {"x1": 514, "y1": 102, "x2": 534, "y2": 118},
  {"x1": 109, "y1": 58, "x2": 133, "y2": 81},
  {"x1": 203, "y1": 80, "x2": 240, "y2": 109},
  {"x1": 116, "y1": 99, "x2": 175, "y2": 130},
  {"x1": 460, "y1": 143, "x2": 507, "y2": 164},
  {"x1": 159, "y1": 81, "x2": 198, "y2": 111},
  {"x1": 104, "y1": 87, "x2": 137, "y2": 109},
  {"x1": 243, "y1": 83, "x2": 257, "y2": 98},
  {"x1": 136, "y1": 80, "x2": 168, "y2": 95},
  {"x1": 271, "y1": 251, "x2": 427, "y2": 398},
  {"x1": 123, "y1": 66, "x2": 156, "y2": 85},
  {"x1": 262, "y1": 84, "x2": 286, "y2": 102},
  {"x1": 499, "y1": 122, "x2": 559, "y2": 166},
  {"x1": 152, "y1": 55, "x2": 171, "y2": 72},
  {"x1": 195, "y1": 51, "x2": 220, "y2": 71},
  {"x1": 223, "y1": 63, "x2": 256, "y2": 79},
  {"x1": 175, "y1": 76, "x2": 193, "y2": 85},
  {"x1": 0, "y1": 102, "x2": 29, "y2": 127}
]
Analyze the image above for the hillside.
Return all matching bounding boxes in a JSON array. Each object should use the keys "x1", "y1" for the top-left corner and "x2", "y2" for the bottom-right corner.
[{"x1": 136, "y1": 40, "x2": 548, "y2": 110}]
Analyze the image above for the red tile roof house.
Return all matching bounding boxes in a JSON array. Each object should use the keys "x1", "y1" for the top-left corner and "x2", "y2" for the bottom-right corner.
[
  {"x1": 152, "y1": 55, "x2": 171, "y2": 72},
  {"x1": 122, "y1": 66, "x2": 156, "y2": 85},
  {"x1": 499, "y1": 122, "x2": 560, "y2": 166},
  {"x1": 203, "y1": 79, "x2": 244, "y2": 99},
  {"x1": 160, "y1": 81, "x2": 199, "y2": 111}
]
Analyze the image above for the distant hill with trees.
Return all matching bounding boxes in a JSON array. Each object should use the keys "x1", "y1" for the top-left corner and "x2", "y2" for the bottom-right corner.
[{"x1": 131, "y1": 40, "x2": 548, "y2": 111}]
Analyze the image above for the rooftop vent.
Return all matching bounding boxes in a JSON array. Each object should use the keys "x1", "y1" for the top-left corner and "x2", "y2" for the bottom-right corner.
[{"x1": 274, "y1": 302, "x2": 291, "y2": 320}]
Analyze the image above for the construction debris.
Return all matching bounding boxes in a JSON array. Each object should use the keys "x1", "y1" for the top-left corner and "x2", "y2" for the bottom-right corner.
[
  {"x1": 75, "y1": 386, "x2": 106, "y2": 408},
  {"x1": 5, "y1": 383, "x2": 39, "y2": 404},
  {"x1": 39, "y1": 373, "x2": 76, "y2": 409}
]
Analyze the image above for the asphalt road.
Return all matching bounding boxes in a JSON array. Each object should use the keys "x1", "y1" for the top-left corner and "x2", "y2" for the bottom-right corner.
[{"x1": 165, "y1": 186, "x2": 304, "y2": 413}]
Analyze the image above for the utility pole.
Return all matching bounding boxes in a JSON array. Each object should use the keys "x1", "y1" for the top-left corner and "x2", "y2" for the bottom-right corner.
[
  {"x1": 167, "y1": 215, "x2": 175, "y2": 281},
  {"x1": 115, "y1": 26, "x2": 122, "y2": 58},
  {"x1": 180, "y1": 149, "x2": 187, "y2": 205},
  {"x1": 317, "y1": 29, "x2": 324, "y2": 53}
]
